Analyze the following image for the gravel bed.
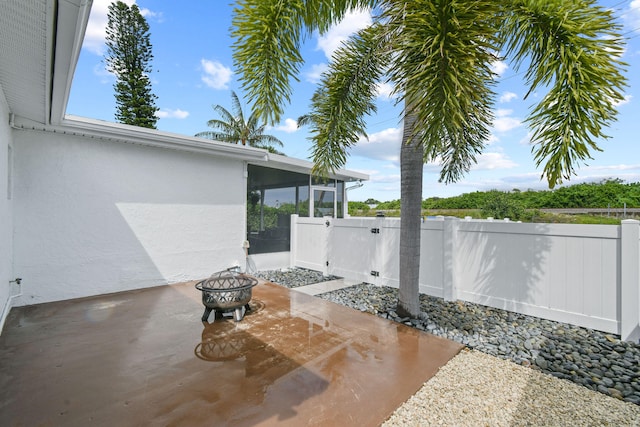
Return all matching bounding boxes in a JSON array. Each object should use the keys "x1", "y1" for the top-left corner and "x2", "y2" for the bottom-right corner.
[
  {"x1": 253, "y1": 268, "x2": 337, "y2": 288},
  {"x1": 383, "y1": 349, "x2": 640, "y2": 426},
  {"x1": 319, "y1": 282, "x2": 640, "y2": 406},
  {"x1": 257, "y1": 268, "x2": 640, "y2": 407}
]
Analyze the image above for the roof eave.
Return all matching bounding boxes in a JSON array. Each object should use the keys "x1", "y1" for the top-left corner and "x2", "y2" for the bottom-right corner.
[
  {"x1": 255, "y1": 153, "x2": 369, "y2": 182},
  {"x1": 49, "y1": 0, "x2": 93, "y2": 125},
  {"x1": 11, "y1": 114, "x2": 269, "y2": 162}
]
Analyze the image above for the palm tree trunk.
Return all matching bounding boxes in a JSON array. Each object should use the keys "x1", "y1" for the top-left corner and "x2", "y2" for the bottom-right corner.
[{"x1": 396, "y1": 111, "x2": 422, "y2": 318}]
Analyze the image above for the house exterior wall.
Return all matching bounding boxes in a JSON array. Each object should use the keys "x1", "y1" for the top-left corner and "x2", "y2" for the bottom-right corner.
[
  {"x1": 0, "y1": 85, "x2": 14, "y2": 329},
  {"x1": 12, "y1": 130, "x2": 248, "y2": 305}
]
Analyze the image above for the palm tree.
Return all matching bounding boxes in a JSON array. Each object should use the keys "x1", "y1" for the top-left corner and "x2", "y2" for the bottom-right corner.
[
  {"x1": 232, "y1": 0, "x2": 626, "y2": 318},
  {"x1": 195, "y1": 91, "x2": 285, "y2": 154}
]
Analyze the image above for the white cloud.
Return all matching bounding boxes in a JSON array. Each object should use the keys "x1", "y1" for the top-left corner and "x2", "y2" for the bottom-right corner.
[
  {"x1": 82, "y1": 0, "x2": 160, "y2": 55},
  {"x1": 316, "y1": 9, "x2": 372, "y2": 59},
  {"x1": 557, "y1": 172, "x2": 640, "y2": 188},
  {"x1": 519, "y1": 132, "x2": 533, "y2": 146},
  {"x1": 472, "y1": 152, "x2": 518, "y2": 171},
  {"x1": 492, "y1": 109, "x2": 522, "y2": 133},
  {"x1": 362, "y1": 171, "x2": 401, "y2": 192},
  {"x1": 465, "y1": 172, "x2": 549, "y2": 192},
  {"x1": 624, "y1": 0, "x2": 640, "y2": 33},
  {"x1": 139, "y1": 8, "x2": 164, "y2": 22},
  {"x1": 352, "y1": 124, "x2": 520, "y2": 169},
  {"x1": 352, "y1": 127, "x2": 401, "y2": 162},
  {"x1": 613, "y1": 94, "x2": 632, "y2": 107},
  {"x1": 200, "y1": 59, "x2": 232, "y2": 89},
  {"x1": 493, "y1": 117, "x2": 522, "y2": 133},
  {"x1": 305, "y1": 63, "x2": 328, "y2": 84},
  {"x1": 491, "y1": 60, "x2": 508, "y2": 76},
  {"x1": 92, "y1": 62, "x2": 113, "y2": 83},
  {"x1": 272, "y1": 118, "x2": 299, "y2": 133},
  {"x1": 583, "y1": 164, "x2": 640, "y2": 172},
  {"x1": 83, "y1": 0, "x2": 135, "y2": 55},
  {"x1": 376, "y1": 82, "x2": 395, "y2": 100},
  {"x1": 463, "y1": 167, "x2": 640, "y2": 195},
  {"x1": 486, "y1": 134, "x2": 500, "y2": 146},
  {"x1": 368, "y1": 172, "x2": 401, "y2": 185},
  {"x1": 499, "y1": 92, "x2": 518, "y2": 103},
  {"x1": 155, "y1": 108, "x2": 189, "y2": 119}
]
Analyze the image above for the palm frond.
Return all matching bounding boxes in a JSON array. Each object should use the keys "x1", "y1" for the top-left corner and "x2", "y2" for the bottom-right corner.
[
  {"x1": 211, "y1": 104, "x2": 235, "y2": 126},
  {"x1": 194, "y1": 131, "x2": 240, "y2": 144},
  {"x1": 501, "y1": 0, "x2": 627, "y2": 187},
  {"x1": 255, "y1": 134, "x2": 284, "y2": 147},
  {"x1": 308, "y1": 24, "x2": 391, "y2": 177},
  {"x1": 229, "y1": 90, "x2": 245, "y2": 125},
  {"x1": 196, "y1": 90, "x2": 285, "y2": 149},
  {"x1": 302, "y1": 0, "x2": 378, "y2": 33},
  {"x1": 232, "y1": 0, "x2": 305, "y2": 125},
  {"x1": 386, "y1": 0, "x2": 500, "y2": 184},
  {"x1": 232, "y1": 0, "x2": 379, "y2": 125}
]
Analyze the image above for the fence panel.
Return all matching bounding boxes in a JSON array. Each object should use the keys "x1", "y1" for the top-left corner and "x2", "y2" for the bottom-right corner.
[
  {"x1": 291, "y1": 216, "x2": 329, "y2": 274},
  {"x1": 291, "y1": 215, "x2": 640, "y2": 339},
  {"x1": 455, "y1": 222, "x2": 619, "y2": 333},
  {"x1": 418, "y1": 220, "x2": 446, "y2": 298},
  {"x1": 328, "y1": 217, "x2": 380, "y2": 284},
  {"x1": 362, "y1": 218, "x2": 446, "y2": 297}
]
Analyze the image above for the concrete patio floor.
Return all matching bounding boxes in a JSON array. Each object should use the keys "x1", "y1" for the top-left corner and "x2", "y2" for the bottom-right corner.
[{"x1": 0, "y1": 280, "x2": 462, "y2": 426}]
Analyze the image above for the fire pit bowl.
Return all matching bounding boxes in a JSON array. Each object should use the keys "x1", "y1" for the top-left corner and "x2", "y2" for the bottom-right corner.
[{"x1": 195, "y1": 268, "x2": 258, "y2": 322}]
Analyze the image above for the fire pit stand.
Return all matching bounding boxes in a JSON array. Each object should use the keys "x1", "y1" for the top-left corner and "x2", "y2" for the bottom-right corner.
[{"x1": 195, "y1": 268, "x2": 258, "y2": 322}]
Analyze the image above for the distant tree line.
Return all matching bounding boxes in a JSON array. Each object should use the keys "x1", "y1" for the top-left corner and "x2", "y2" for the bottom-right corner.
[{"x1": 369, "y1": 180, "x2": 640, "y2": 211}]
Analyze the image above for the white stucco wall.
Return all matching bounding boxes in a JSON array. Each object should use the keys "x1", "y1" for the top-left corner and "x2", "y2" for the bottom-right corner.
[
  {"x1": 0, "y1": 85, "x2": 14, "y2": 328},
  {"x1": 12, "y1": 130, "x2": 248, "y2": 305}
]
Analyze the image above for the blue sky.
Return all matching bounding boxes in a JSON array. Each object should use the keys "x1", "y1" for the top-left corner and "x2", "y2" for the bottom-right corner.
[{"x1": 67, "y1": 0, "x2": 640, "y2": 202}]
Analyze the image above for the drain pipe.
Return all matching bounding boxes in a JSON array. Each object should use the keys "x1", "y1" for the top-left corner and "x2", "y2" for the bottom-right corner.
[{"x1": 344, "y1": 180, "x2": 364, "y2": 218}]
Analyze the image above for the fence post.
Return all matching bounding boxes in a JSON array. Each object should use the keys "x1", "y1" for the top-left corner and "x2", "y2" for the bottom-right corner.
[
  {"x1": 442, "y1": 217, "x2": 460, "y2": 302},
  {"x1": 289, "y1": 214, "x2": 299, "y2": 268},
  {"x1": 322, "y1": 216, "x2": 331, "y2": 276},
  {"x1": 620, "y1": 219, "x2": 640, "y2": 342}
]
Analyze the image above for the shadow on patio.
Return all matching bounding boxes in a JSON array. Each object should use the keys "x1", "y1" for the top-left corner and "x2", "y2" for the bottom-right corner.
[{"x1": 0, "y1": 281, "x2": 462, "y2": 426}]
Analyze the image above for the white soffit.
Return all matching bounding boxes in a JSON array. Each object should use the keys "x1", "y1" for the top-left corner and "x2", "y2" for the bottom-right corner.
[
  {"x1": 0, "y1": 0, "x2": 52, "y2": 124},
  {"x1": 256, "y1": 153, "x2": 369, "y2": 182},
  {"x1": 0, "y1": 0, "x2": 90, "y2": 125}
]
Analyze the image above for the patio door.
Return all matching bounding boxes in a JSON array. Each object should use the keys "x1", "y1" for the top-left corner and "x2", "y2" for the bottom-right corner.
[{"x1": 311, "y1": 188, "x2": 336, "y2": 218}]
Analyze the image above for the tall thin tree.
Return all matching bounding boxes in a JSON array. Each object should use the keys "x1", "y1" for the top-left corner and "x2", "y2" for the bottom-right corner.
[
  {"x1": 232, "y1": 0, "x2": 626, "y2": 318},
  {"x1": 105, "y1": 1, "x2": 158, "y2": 128}
]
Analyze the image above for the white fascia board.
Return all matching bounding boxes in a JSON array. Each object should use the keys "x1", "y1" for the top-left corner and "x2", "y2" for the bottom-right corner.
[
  {"x1": 254, "y1": 153, "x2": 369, "y2": 182},
  {"x1": 12, "y1": 114, "x2": 269, "y2": 162},
  {"x1": 0, "y1": 83, "x2": 9, "y2": 114},
  {"x1": 50, "y1": 0, "x2": 94, "y2": 125}
]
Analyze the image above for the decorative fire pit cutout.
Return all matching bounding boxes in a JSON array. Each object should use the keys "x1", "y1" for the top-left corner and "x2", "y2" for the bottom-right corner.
[{"x1": 195, "y1": 268, "x2": 259, "y2": 323}]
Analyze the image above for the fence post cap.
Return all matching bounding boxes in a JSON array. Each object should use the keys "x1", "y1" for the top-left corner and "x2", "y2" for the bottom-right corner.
[{"x1": 621, "y1": 219, "x2": 640, "y2": 224}]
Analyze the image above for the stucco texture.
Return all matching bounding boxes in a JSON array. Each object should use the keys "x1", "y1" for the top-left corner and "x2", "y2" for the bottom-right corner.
[
  {"x1": 12, "y1": 131, "x2": 248, "y2": 305},
  {"x1": 0, "y1": 87, "x2": 14, "y2": 324}
]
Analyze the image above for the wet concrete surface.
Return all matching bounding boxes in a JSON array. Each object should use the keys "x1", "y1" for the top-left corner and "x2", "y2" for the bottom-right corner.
[{"x1": 0, "y1": 281, "x2": 463, "y2": 426}]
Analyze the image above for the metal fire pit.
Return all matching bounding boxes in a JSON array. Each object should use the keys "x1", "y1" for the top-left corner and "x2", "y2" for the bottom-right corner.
[{"x1": 195, "y1": 268, "x2": 258, "y2": 322}]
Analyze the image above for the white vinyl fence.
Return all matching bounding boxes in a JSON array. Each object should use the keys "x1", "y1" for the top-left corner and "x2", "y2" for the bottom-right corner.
[{"x1": 290, "y1": 215, "x2": 640, "y2": 342}]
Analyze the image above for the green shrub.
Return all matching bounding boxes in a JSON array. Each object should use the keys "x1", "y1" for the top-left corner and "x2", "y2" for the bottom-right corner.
[{"x1": 481, "y1": 191, "x2": 525, "y2": 220}]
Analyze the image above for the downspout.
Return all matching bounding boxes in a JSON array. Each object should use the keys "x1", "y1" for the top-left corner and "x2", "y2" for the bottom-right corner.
[{"x1": 344, "y1": 180, "x2": 364, "y2": 218}]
